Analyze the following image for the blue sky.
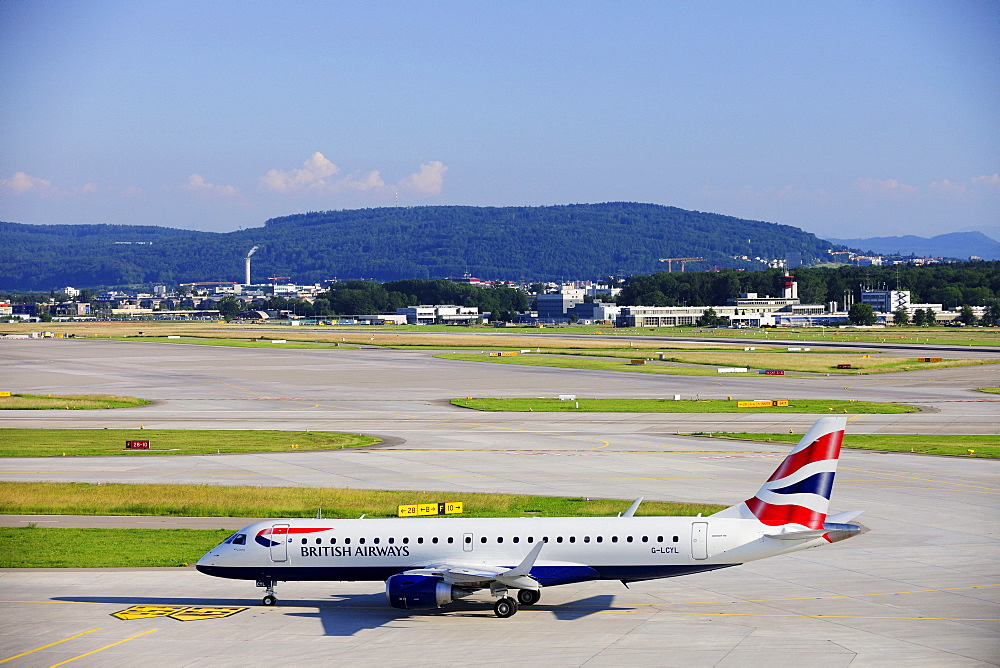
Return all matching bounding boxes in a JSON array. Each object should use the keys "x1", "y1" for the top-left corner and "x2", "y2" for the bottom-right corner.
[{"x1": 1, "y1": 1, "x2": 997, "y2": 240}]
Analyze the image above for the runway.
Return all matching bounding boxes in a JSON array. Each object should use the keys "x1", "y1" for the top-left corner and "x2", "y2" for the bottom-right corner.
[{"x1": 1, "y1": 339, "x2": 998, "y2": 665}]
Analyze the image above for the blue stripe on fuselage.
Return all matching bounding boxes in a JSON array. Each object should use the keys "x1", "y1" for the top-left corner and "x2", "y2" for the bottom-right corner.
[{"x1": 196, "y1": 563, "x2": 739, "y2": 586}]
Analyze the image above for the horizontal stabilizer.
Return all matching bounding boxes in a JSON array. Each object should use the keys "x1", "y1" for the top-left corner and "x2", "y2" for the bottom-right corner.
[
  {"x1": 826, "y1": 510, "x2": 864, "y2": 524},
  {"x1": 764, "y1": 528, "x2": 829, "y2": 540}
]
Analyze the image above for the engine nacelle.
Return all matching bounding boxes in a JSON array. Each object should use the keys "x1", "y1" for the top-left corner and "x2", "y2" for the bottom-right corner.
[{"x1": 385, "y1": 574, "x2": 455, "y2": 610}]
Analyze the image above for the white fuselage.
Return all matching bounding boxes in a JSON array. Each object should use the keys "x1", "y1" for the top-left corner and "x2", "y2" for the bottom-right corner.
[{"x1": 197, "y1": 515, "x2": 830, "y2": 587}]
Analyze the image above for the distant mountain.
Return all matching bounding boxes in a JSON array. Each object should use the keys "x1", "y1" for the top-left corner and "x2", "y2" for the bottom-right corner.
[
  {"x1": 827, "y1": 232, "x2": 1000, "y2": 261},
  {"x1": 0, "y1": 203, "x2": 836, "y2": 289}
]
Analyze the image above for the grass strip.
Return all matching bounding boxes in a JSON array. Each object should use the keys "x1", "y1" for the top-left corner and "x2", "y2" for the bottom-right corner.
[
  {"x1": 0, "y1": 429, "x2": 379, "y2": 457},
  {"x1": 437, "y1": 353, "x2": 758, "y2": 376},
  {"x1": 451, "y1": 398, "x2": 917, "y2": 414},
  {"x1": 979, "y1": 387, "x2": 1000, "y2": 395},
  {"x1": 686, "y1": 432, "x2": 1000, "y2": 458},
  {"x1": 2, "y1": 527, "x2": 231, "y2": 568},
  {"x1": 111, "y1": 336, "x2": 348, "y2": 349},
  {"x1": 0, "y1": 394, "x2": 151, "y2": 410},
  {"x1": 438, "y1": 352, "x2": 994, "y2": 376},
  {"x1": 0, "y1": 482, "x2": 724, "y2": 519}
]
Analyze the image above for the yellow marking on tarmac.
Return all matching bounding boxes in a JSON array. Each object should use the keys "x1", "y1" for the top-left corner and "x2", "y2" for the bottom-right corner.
[
  {"x1": 213, "y1": 381, "x2": 271, "y2": 398},
  {"x1": 0, "y1": 628, "x2": 100, "y2": 665},
  {"x1": 839, "y1": 466, "x2": 1000, "y2": 493},
  {"x1": 49, "y1": 628, "x2": 157, "y2": 667},
  {"x1": 111, "y1": 605, "x2": 188, "y2": 620}
]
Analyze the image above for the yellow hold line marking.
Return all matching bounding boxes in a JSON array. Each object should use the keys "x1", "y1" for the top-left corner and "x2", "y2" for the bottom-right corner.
[
  {"x1": 0, "y1": 628, "x2": 100, "y2": 665},
  {"x1": 48, "y1": 628, "x2": 157, "y2": 667}
]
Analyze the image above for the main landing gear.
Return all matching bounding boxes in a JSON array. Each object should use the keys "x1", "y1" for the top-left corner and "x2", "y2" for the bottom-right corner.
[
  {"x1": 516, "y1": 589, "x2": 541, "y2": 606},
  {"x1": 257, "y1": 579, "x2": 277, "y2": 606},
  {"x1": 493, "y1": 596, "x2": 518, "y2": 618},
  {"x1": 493, "y1": 588, "x2": 540, "y2": 617}
]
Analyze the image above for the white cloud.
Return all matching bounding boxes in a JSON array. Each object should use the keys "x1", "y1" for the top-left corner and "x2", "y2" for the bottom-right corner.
[
  {"x1": 398, "y1": 161, "x2": 448, "y2": 196},
  {"x1": 261, "y1": 153, "x2": 445, "y2": 198},
  {"x1": 972, "y1": 173, "x2": 1000, "y2": 191},
  {"x1": 1, "y1": 171, "x2": 56, "y2": 195},
  {"x1": 261, "y1": 151, "x2": 340, "y2": 193},
  {"x1": 182, "y1": 174, "x2": 238, "y2": 196},
  {"x1": 857, "y1": 178, "x2": 919, "y2": 197},
  {"x1": 929, "y1": 179, "x2": 968, "y2": 196}
]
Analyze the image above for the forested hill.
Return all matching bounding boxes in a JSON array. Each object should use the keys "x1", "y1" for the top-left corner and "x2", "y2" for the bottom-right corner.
[{"x1": 1, "y1": 203, "x2": 835, "y2": 289}]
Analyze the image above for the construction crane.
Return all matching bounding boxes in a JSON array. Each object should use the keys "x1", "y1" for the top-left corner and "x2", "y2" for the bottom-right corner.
[
  {"x1": 657, "y1": 257, "x2": 707, "y2": 273},
  {"x1": 268, "y1": 276, "x2": 290, "y2": 287}
]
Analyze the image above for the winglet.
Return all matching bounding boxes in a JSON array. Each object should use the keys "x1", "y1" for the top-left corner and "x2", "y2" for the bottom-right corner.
[
  {"x1": 505, "y1": 540, "x2": 544, "y2": 578},
  {"x1": 622, "y1": 497, "x2": 643, "y2": 517}
]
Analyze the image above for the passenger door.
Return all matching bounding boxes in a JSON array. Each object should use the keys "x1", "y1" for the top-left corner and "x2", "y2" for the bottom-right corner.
[
  {"x1": 691, "y1": 522, "x2": 708, "y2": 560},
  {"x1": 270, "y1": 524, "x2": 289, "y2": 562}
]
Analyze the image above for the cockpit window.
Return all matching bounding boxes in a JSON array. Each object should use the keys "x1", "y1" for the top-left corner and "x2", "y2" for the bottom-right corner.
[
  {"x1": 222, "y1": 533, "x2": 239, "y2": 544},
  {"x1": 231, "y1": 534, "x2": 246, "y2": 545}
]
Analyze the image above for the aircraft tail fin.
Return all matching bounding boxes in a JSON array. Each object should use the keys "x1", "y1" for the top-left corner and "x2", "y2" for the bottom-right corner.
[{"x1": 712, "y1": 417, "x2": 845, "y2": 529}]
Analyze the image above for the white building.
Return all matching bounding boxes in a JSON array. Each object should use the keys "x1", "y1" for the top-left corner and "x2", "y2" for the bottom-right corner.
[{"x1": 396, "y1": 305, "x2": 480, "y2": 325}]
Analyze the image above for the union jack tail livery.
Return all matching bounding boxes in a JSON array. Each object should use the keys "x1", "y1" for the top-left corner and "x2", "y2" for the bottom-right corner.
[{"x1": 713, "y1": 417, "x2": 846, "y2": 529}]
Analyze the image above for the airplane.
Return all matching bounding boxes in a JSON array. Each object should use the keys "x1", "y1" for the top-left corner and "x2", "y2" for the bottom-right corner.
[{"x1": 197, "y1": 417, "x2": 864, "y2": 618}]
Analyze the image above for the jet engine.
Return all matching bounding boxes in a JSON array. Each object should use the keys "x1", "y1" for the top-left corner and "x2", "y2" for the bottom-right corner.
[{"x1": 385, "y1": 574, "x2": 472, "y2": 609}]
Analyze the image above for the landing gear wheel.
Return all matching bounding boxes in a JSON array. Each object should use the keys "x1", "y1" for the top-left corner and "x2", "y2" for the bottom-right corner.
[
  {"x1": 262, "y1": 594, "x2": 277, "y2": 606},
  {"x1": 494, "y1": 596, "x2": 518, "y2": 618},
  {"x1": 516, "y1": 589, "x2": 540, "y2": 606}
]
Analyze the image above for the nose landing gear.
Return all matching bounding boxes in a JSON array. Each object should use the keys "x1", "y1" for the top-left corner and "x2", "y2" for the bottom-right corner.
[{"x1": 257, "y1": 579, "x2": 277, "y2": 606}]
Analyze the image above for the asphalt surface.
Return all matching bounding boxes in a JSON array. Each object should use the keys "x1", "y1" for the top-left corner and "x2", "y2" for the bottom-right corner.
[{"x1": 0, "y1": 338, "x2": 998, "y2": 666}]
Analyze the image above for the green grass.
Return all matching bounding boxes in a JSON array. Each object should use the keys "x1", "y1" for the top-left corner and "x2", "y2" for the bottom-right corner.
[
  {"x1": 451, "y1": 397, "x2": 918, "y2": 414},
  {"x1": 0, "y1": 394, "x2": 151, "y2": 410},
  {"x1": 0, "y1": 429, "x2": 379, "y2": 457},
  {"x1": 979, "y1": 387, "x2": 1000, "y2": 395},
  {"x1": 649, "y1": 327, "x2": 1000, "y2": 348},
  {"x1": 0, "y1": 482, "x2": 723, "y2": 519},
  {"x1": 111, "y1": 336, "x2": 349, "y2": 349},
  {"x1": 437, "y1": 352, "x2": 994, "y2": 376},
  {"x1": 688, "y1": 432, "x2": 1000, "y2": 458},
  {"x1": 2, "y1": 527, "x2": 232, "y2": 567},
  {"x1": 437, "y1": 353, "x2": 763, "y2": 376}
]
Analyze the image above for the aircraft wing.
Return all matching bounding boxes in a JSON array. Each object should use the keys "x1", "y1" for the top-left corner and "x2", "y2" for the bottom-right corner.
[{"x1": 403, "y1": 542, "x2": 545, "y2": 590}]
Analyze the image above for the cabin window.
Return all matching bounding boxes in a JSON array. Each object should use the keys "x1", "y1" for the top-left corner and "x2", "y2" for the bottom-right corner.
[
  {"x1": 373, "y1": 537, "x2": 379, "y2": 544},
  {"x1": 556, "y1": 537, "x2": 563, "y2": 543},
  {"x1": 513, "y1": 537, "x2": 519, "y2": 543},
  {"x1": 626, "y1": 536, "x2": 633, "y2": 543},
  {"x1": 315, "y1": 538, "x2": 322, "y2": 544},
  {"x1": 331, "y1": 538, "x2": 336, "y2": 544},
  {"x1": 611, "y1": 536, "x2": 618, "y2": 543},
  {"x1": 642, "y1": 536, "x2": 649, "y2": 543},
  {"x1": 497, "y1": 537, "x2": 503, "y2": 543},
  {"x1": 527, "y1": 537, "x2": 534, "y2": 543},
  {"x1": 231, "y1": 534, "x2": 246, "y2": 545},
  {"x1": 344, "y1": 538, "x2": 351, "y2": 545},
  {"x1": 301, "y1": 538, "x2": 307, "y2": 545},
  {"x1": 359, "y1": 538, "x2": 365, "y2": 544},
  {"x1": 388, "y1": 537, "x2": 394, "y2": 544},
  {"x1": 583, "y1": 536, "x2": 590, "y2": 543},
  {"x1": 596, "y1": 536, "x2": 603, "y2": 543},
  {"x1": 569, "y1": 536, "x2": 576, "y2": 543},
  {"x1": 657, "y1": 536, "x2": 663, "y2": 543},
  {"x1": 543, "y1": 537, "x2": 549, "y2": 543},
  {"x1": 673, "y1": 536, "x2": 678, "y2": 542},
  {"x1": 480, "y1": 536, "x2": 486, "y2": 544},
  {"x1": 403, "y1": 537, "x2": 409, "y2": 544},
  {"x1": 447, "y1": 537, "x2": 453, "y2": 544}
]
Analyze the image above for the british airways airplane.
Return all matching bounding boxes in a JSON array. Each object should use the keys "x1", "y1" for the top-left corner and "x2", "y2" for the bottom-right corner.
[{"x1": 197, "y1": 417, "x2": 864, "y2": 618}]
